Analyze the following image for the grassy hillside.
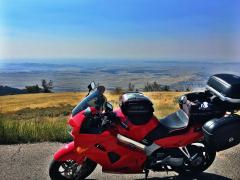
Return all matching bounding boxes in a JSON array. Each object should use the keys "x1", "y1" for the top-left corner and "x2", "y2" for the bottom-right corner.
[{"x1": 0, "y1": 91, "x2": 184, "y2": 144}]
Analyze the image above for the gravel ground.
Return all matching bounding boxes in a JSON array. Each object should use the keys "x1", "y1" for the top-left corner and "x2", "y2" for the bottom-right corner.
[{"x1": 0, "y1": 143, "x2": 239, "y2": 180}]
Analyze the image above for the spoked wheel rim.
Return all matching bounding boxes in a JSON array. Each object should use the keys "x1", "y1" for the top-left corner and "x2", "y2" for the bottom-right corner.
[
  {"x1": 174, "y1": 143, "x2": 216, "y2": 175},
  {"x1": 58, "y1": 160, "x2": 81, "y2": 179},
  {"x1": 49, "y1": 158, "x2": 97, "y2": 180}
]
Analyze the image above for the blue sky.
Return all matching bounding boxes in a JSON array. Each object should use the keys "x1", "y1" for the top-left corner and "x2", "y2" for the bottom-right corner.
[{"x1": 0, "y1": 0, "x2": 239, "y2": 61}]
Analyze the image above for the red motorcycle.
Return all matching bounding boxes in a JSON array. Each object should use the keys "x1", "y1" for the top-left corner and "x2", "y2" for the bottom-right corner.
[{"x1": 49, "y1": 74, "x2": 240, "y2": 180}]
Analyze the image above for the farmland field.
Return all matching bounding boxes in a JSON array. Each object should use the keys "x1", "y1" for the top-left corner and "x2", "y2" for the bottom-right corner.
[{"x1": 0, "y1": 91, "x2": 184, "y2": 144}]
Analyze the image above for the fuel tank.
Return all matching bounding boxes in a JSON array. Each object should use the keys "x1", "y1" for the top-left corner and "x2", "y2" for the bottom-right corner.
[{"x1": 114, "y1": 108, "x2": 159, "y2": 142}]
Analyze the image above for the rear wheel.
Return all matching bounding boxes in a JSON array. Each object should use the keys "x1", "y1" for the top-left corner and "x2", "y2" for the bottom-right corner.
[
  {"x1": 173, "y1": 144, "x2": 216, "y2": 176},
  {"x1": 49, "y1": 158, "x2": 97, "y2": 180}
]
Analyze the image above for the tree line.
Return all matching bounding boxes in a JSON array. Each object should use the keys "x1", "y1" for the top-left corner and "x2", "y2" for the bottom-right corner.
[
  {"x1": 112, "y1": 81, "x2": 191, "y2": 95},
  {"x1": 25, "y1": 79, "x2": 53, "y2": 93}
]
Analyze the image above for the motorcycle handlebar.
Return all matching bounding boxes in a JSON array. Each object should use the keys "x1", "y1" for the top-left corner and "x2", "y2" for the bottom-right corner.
[{"x1": 101, "y1": 112, "x2": 129, "y2": 130}]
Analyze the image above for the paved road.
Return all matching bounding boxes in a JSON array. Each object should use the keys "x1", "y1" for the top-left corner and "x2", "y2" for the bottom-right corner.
[{"x1": 0, "y1": 143, "x2": 239, "y2": 180}]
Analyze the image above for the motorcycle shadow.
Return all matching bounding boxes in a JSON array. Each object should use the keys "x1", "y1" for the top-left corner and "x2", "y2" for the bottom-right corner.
[{"x1": 135, "y1": 172, "x2": 231, "y2": 180}]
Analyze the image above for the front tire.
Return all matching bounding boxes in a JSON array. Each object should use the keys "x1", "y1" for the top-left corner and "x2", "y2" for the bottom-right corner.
[{"x1": 49, "y1": 158, "x2": 97, "y2": 180}]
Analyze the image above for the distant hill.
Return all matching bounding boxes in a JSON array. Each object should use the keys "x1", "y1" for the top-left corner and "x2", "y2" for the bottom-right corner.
[
  {"x1": 1, "y1": 61, "x2": 239, "y2": 92},
  {"x1": 0, "y1": 86, "x2": 26, "y2": 96}
]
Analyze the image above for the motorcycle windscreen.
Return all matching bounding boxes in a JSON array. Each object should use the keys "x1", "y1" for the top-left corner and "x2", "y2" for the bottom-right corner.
[{"x1": 72, "y1": 90, "x2": 106, "y2": 116}]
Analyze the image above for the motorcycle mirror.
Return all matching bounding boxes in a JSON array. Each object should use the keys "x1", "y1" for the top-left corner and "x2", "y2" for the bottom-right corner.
[
  {"x1": 105, "y1": 102, "x2": 113, "y2": 112},
  {"x1": 97, "y1": 86, "x2": 105, "y2": 94},
  {"x1": 88, "y1": 81, "x2": 96, "y2": 92},
  {"x1": 178, "y1": 95, "x2": 187, "y2": 105}
]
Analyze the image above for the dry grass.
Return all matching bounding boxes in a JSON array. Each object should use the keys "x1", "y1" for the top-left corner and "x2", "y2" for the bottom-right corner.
[
  {"x1": 144, "y1": 92, "x2": 184, "y2": 118},
  {"x1": 0, "y1": 92, "x2": 85, "y2": 113},
  {"x1": 0, "y1": 91, "x2": 185, "y2": 144},
  {"x1": 0, "y1": 91, "x2": 184, "y2": 118}
]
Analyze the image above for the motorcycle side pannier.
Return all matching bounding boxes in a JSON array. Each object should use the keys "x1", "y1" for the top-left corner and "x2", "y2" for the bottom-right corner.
[
  {"x1": 120, "y1": 93, "x2": 154, "y2": 125},
  {"x1": 206, "y1": 74, "x2": 240, "y2": 110},
  {"x1": 202, "y1": 114, "x2": 240, "y2": 151}
]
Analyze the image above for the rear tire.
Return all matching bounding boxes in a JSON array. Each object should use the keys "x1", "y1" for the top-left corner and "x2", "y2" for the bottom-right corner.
[
  {"x1": 49, "y1": 158, "x2": 97, "y2": 180},
  {"x1": 173, "y1": 144, "x2": 216, "y2": 176}
]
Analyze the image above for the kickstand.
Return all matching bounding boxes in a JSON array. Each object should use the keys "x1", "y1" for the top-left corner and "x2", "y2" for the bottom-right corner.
[
  {"x1": 164, "y1": 165, "x2": 168, "y2": 175},
  {"x1": 164, "y1": 165, "x2": 169, "y2": 175},
  {"x1": 144, "y1": 169, "x2": 149, "y2": 180}
]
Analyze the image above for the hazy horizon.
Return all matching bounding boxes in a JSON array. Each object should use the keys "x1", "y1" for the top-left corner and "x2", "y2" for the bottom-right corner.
[
  {"x1": 0, "y1": 58, "x2": 240, "y2": 65},
  {"x1": 1, "y1": 60, "x2": 239, "y2": 92}
]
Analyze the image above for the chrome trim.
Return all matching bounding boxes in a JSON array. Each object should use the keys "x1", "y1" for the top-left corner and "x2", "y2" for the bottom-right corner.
[
  {"x1": 206, "y1": 85, "x2": 240, "y2": 103},
  {"x1": 179, "y1": 146, "x2": 191, "y2": 159},
  {"x1": 117, "y1": 134, "x2": 146, "y2": 151},
  {"x1": 117, "y1": 134, "x2": 160, "y2": 156}
]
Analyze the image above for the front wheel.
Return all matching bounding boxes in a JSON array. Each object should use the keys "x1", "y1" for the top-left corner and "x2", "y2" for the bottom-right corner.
[
  {"x1": 49, "y1": 158, "x2": 97, "y2": 180},
  {"x1": 173, "y1": 144, "x2": 216, "y2": 176}
]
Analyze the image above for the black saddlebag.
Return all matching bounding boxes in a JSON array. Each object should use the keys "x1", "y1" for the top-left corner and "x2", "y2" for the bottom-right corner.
[
  {"x1": 202, "y1": 114, "x2": 240, "y2": 151},
  {"x1": 120, "y1": 93, "x2": 154, "y2": 125}
]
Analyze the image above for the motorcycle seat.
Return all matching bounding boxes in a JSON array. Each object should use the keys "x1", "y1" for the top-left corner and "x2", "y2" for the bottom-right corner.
[
  {"x1": 159, "y1": 109, "x2": 189, "y2": 132},
  {"x1": 143, "y1": 110, "x2": 189, "y2": 145}
]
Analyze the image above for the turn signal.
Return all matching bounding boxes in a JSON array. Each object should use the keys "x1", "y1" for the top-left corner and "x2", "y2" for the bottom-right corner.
[{"x1": 76, "y1": 146, "x2": 88, "y2": 154}]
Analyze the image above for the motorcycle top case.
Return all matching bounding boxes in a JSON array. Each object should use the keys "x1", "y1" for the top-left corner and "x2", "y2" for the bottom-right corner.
[
  {"x1": 206, "y1": 74, "x2": 240, "y2": 105},
  {"x1": 202, "y1": 114, "x2": 240, "y2": 151},
  {"x1": 120, "y1": 93, "x2": 154, "y2": 124}
]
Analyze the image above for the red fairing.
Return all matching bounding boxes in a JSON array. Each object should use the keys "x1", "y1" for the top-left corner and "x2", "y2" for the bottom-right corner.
[
  {"x1": 53, "y1": 107, "x2": 205, "y2": 174},
  {"x1": 53, "y1": 142, "x2": 85, "y2": 164},
  {"x1": 75, "y1": 132, "x2": 147, "y2": 173},
  {"x1": 67, "y1": 108, "x2": 147, "y2": 173},
  {"x1": 114, "y1": 108, "x2": 159, "y2": 141},
  {"x1": 154, "y1": 127, "x2": 203, "y2": 148},
  {"x1": 68, "y1": 107, "x2": 99, "y2": 135}
]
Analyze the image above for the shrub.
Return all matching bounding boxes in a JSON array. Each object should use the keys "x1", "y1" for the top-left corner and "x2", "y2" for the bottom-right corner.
[
  {"x1": 144, "y1": 82, "x2": 171, "y2": 92},
  {"x1": 112, "y1": 87, "x2": 123, "y2": 95},
  {"x1": 41, "y1": 79, "x2": 53, "y2": 93},
  {"x1": 25, "y1": 85, "x2": 41, "y2": 93},
  {"x1": 128, "y1": 82, "x2": 135, "y2": 91}
]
